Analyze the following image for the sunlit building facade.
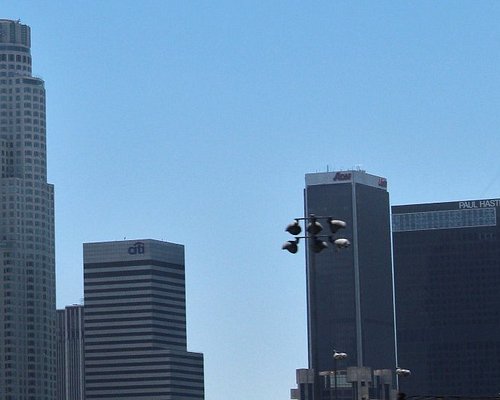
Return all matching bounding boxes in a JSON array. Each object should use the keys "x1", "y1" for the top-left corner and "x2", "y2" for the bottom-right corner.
[
  {"x1": 83, "y1": 239, "x2": 204, "y2": 399},
  {"x1": 0, "y1": 19, "x2": 56, "y2": 400}
]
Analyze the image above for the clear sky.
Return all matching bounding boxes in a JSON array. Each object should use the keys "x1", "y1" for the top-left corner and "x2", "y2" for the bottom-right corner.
[{"x1": 4, "y1": 1, "x2": 500, "y2": 399}]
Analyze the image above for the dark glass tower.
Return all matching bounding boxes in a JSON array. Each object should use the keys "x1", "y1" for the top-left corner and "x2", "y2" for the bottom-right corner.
[
  {"x1": 393, "y1": 199, "x2": 500, "y2": 396},
  {"x1": 304, "y1": 170, "x2": 396, "y2": 398},
  {"x1": 0, "y1": 20, "x2": 56, "y2": 400}
]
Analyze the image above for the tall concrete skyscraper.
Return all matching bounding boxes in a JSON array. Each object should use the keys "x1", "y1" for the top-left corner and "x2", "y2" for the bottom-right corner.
[
  {"x1": 83, "y1": 239, "x2": 204, "y2": 400},
  {"x1": 393, "y1": 198, "x2": 500, "y2": 396},
  {"x1": 304, "y1": 170, "x2": 396, "y2": 399},
  {"x1": 0, "y1": 19, "x2": 56, "y2": 400}
]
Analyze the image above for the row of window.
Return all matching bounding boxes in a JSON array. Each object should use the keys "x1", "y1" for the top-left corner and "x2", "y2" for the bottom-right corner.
[
  {"x1": 0, "y1": 102, "x2": 45, "y2": 110},
  {"x1": 0, "y1": 77, "x2": 43, "y2": 86},
  {"x1": 393, "y1": 208, "x2": 497, "y2": 232},
  {"x1": 1, "y1": 198, "x2": 49, "y2": 207},
  {"x1": 1, "y1": 127, "x2": 46, "y2": 135},
  {"x1": 0, "y1": 112, "x2": 46, "y2": 119},
  {"x1": 0, "y1": 95, "x2": 44, "y2": 102},
  {"x1": 0, "y1": 70, "x2": 32, "y2": 78},
  {"x1": 0, "y1": 86, "x2": 43, "y2": 94},
  {"x1": 0, "y1": 54, "x2": 32, "y2": 64},
  {"x1": 0, "y1": 173, "x2": 48, "y2": 183},
  {"x1": 0, "y1": 64, "x2": 31, "y2": 72},
  {"x1": 0, "y1": 179, "x2": 50, "y2": 188},
  {"x1": 0, "y1": 206, "x2": 52, "y2": 215}
]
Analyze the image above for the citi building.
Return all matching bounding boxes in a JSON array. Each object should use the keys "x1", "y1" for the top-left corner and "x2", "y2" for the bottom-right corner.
[{"x1": 83, "y1": 239, "x2": 204, "y2": 399}]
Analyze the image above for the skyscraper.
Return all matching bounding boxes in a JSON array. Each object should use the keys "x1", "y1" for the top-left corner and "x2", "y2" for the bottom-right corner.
[
  {"x1": 392, "y1": 198, "x2": 500, "y2": 396},
  {"x1": 0, "y1": 19, "x2": 56, "y2": 400},
  {"x1": 56, "y1": 305, "x2": 85, "y2": 400},
  {"x1": 304, "y1": 170, "x2": 396, "y2": 399},
  {"x1": 83, "y1": 239, "x2": 204, "y2": 400}
]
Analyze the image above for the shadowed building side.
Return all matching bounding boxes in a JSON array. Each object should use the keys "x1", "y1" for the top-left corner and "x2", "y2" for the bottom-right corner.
[
  {"x1": 393, "y1": 199, "x2": 500, "y2": 396},
  {"x1": 56, "y1": 305, "x2": 85, "y2": 400},
  {"x1": 303, "y1": 170, "x2": 396, "y2": 400}
]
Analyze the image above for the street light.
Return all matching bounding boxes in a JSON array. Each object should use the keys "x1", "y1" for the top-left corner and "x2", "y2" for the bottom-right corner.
[
  {"x1": 319, "y1": 370, "x2": 336, "y2": 400},
  {"x1": 282, "y1": 238, "x2": 299, "y2": 254},
  {"x1": 307, "y1": 215, "x2": 324, "y2": 235},
  {"x1": 282, "y1": 214, "x2": 350, "y2": 254},
  {"x1": 395, "y1": 367, "x2": 411, "y2": 400},
  {"x1": 395, "y1": 368, "x2": 411, "y2": 377},
  {"x1": 328, "y1": 219, "x2": 346, "y2": 233},
  {"x1": 333, "y1": 350, "x2": 348, "y2": 400},
  {"x1": 286, "y1": 219, "x2": 302, "y2": 236},
  {"x1": 318, "y1": 351, "x2": 348, "y2": 400},
  {"x1": 282, "y1": 214, "x2": 350, "y2": 400}
]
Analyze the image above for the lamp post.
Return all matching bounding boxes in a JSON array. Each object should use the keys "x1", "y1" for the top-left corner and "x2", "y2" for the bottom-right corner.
[
  {"x1": 282, "y1": 215, "x2": 350, "y2": 400},
  {"x1": 319, "y1": 371, "x2": 335, "y2": 400},
  {"x1": 395, "y1": 367, "x2": 411, "y2": 400},
  {"x1": 333, "y1": 350, "x2": 348, "y2": 400}
]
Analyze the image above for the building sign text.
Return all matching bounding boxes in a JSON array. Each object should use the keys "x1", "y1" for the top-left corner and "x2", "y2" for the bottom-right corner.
[{"x1": 459, "y1": 199, "x2": 500, "y2": 209}]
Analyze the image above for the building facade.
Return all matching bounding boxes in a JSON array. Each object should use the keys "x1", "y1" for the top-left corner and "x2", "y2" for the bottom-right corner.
[
  {"x1": 83, "y1": 239, "x2": 204, "y2": 399},
  {"x1": 56, "y1": 305, "x2": 85, "y2": 400},
  {"x1": 0, "y1": 19, "x2": 56, "y2": 400},
  {"x1": 291, "y1": 367, "x2": 397, "y2": 400},
  {"x1": 393, "y1": 198, "x2": 500, "y2": 396},
  {"x1": 304, "y1": 170, "x2": 396, "y2": 399}
]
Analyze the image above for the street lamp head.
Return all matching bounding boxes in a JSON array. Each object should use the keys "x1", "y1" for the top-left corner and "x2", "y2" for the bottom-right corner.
[
  {"x1": 282, "y1": 239, "x2": 299, "y2": 254},
  {"x1": 307, "y1": 215, "x2": 323, "y2": 235},
  {"x1": 333, "y1": 350, "x2": 348, "y2": 360},
  {"x1": 396, "y1": 368, "x2": 411, "y2": 377},
  {"x1": 285, "y1": 220, "x2": 302, "y2": 236},
  {"x1": 328, "y1": 219, "x2": 346, "y2": 234},
  {"x1": 332, "y1": 238, "x2": 351, "y2": 249},
  {"x1": 311, "y1": 238, "x2": 328, "y2": 253}
]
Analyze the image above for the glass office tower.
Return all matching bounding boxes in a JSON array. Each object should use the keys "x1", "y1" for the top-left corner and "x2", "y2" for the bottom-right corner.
[
  {"x1": 393, "y1": 199, "x2": 500, "y2": 396},
  {"x1": 0, "y1": 19, "x2": 56, "y2": 400},
  {"x1": 304, "y1": 170, "x2": 396, "y2": 399}
]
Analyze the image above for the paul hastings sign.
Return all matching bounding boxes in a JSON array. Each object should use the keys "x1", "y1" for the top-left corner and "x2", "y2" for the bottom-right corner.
[
  {"x1": 128, "y1": 241, "x2": 145, "y2": 255},
  {"x1": 459, "y1": 199, "x2": 500, "y2": 209}
]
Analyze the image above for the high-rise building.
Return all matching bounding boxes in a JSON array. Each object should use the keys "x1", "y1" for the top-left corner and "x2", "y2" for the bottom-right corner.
[
  {"x1": 0, "y1": 19, "x2": 56, "y2": 400},
  {"x1": 392, "y1": 198, "x2": 500, "y2": 396},
  {"x1": 83, "y1": 239, "x2": 204, "y2": 400},
  {"x1": 304, "y1": 170, "x2": 396, "y2": 399},
  {"x1": 56, "y1": 305, "x2": 85, "y2": 400}
]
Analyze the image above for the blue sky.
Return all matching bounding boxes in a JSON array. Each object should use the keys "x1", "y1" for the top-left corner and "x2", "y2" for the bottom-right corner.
[{"x1": 4, "y1": 1, "x2": 500, "y2": 399}]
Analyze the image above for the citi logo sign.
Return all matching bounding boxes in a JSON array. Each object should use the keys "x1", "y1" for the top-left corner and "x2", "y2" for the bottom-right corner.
[
  {"x1": 128, "y1": 242, "x2": 145, "y2": 255},
  {"x1": 333, "y1": 172, "x2": 352, "y2": 181},
  {"x1": 378, "y1": 178, "x2": 387, "y2": 188}
]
